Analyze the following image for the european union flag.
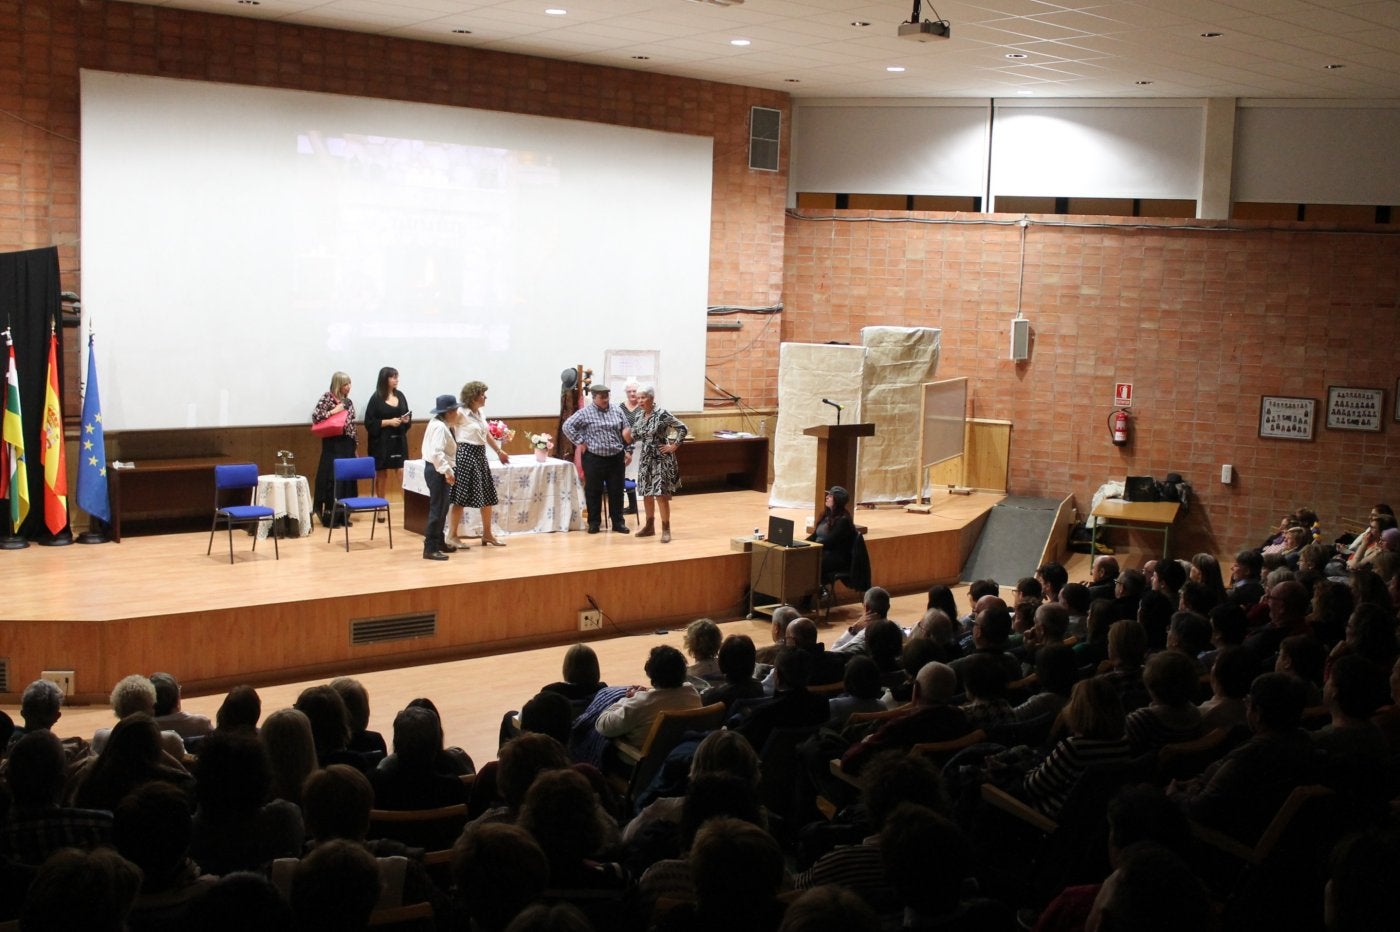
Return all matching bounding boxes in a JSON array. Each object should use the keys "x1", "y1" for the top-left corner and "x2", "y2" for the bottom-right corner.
[{"x1": 76, "y1": 335, "x2": 110, "y2": 523}]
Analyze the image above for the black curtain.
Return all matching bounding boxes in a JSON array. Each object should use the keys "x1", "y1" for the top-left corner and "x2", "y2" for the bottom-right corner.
[{"x1": 0, "y1": 246, "x2": 63, "y2": 539}]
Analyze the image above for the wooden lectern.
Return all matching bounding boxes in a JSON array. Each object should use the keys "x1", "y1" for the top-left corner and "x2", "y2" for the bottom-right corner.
[{"x1": 802, "y1": 423, "x2": 875, "y2": 518}]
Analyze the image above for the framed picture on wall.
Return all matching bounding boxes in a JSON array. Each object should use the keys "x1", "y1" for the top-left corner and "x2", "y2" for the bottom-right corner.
[
  {"x1": 1326, "y1": 386, "x2": 1383, "y2": 432},
  {"x1": 1259, "y1": 396, "x2": 1315, "y2": 440}
]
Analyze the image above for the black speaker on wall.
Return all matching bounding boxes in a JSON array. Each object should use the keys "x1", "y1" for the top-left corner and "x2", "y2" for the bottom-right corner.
[{"x1": 749, "y1": 106, "x2": 781, "y2": 172}]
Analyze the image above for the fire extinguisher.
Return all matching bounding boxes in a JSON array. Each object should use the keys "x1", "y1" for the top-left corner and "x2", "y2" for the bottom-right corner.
[{"x1": 1109, "y1": 408, "x2": 1130, "y2": 446}]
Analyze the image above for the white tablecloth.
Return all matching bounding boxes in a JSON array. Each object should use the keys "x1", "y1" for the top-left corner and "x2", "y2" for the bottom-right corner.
[
  {"x1": 255, "y1": 474, "x2": 314, "y2": 540},
  {"x1": 403, "y1": 455, "x2": 584, "y2": 537}
]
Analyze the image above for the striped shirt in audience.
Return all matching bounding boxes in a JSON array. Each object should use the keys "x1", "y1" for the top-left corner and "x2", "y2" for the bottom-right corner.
[{"x1": 1020, "y1": 735, "x2": 1132, "y2": 820}]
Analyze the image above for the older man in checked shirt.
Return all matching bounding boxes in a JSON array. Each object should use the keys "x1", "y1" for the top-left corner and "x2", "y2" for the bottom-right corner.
[{"x1": 563, "y1": 384, "x2": 634, "y2": 534}]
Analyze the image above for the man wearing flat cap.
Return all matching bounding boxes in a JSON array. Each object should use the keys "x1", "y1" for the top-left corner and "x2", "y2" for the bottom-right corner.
[{"x1": 563, "y1": 384, "x2": 634, "y2": 534}]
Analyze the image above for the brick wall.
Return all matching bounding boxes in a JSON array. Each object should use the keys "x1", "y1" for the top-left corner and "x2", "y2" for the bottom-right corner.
[
  {"x1": 1, "y1": 0, "x2": 789, "y2": 394},
  {"x1": 783, "y1": 210, "x2": 1400, "y2": 554}
]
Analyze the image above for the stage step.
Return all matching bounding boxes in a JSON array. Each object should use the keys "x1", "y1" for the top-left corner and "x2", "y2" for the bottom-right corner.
[{"x1": 960, "y1": 496, "x2": 1063, "y2": 584}]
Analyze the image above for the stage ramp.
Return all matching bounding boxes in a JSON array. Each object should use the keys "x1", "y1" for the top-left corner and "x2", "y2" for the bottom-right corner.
[{"x1": 961, "y1": 495, "x2": 1073, "y2": 584}]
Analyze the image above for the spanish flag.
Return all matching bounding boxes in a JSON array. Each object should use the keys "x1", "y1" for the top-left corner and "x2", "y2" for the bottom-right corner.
[
  {"x1": 2, "y1": 338, "x2": 29, "y2": 530},
  {"x1": 41, "y1": 329, "x2": 67, "y2": 534}
]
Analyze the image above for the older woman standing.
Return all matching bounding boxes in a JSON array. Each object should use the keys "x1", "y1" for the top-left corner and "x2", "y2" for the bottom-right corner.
[
  {"x1": 447, "y1": 380, "x2": 510, "y2": 548},
  {"x1": 632, "y1": 384, "x2": 687, "y2": 542},
  {"x1": 311, "y1": 371, "x2": 357, "y2": 528}
]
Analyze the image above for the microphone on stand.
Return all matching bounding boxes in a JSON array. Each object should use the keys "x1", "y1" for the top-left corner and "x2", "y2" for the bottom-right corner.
[{"x1": 822, "y1": 398, "x2": 843, "y2": 425}]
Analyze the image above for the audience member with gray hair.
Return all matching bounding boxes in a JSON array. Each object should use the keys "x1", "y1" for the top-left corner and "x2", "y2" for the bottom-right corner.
[{"x1": 5, "y1": 678, "x2": 63, "y2": 753}]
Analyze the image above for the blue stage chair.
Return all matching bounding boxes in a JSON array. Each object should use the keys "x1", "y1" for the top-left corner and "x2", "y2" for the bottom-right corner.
[
  {"x1": 329, "y1": 456, "x2": 393, "y2": 551},
  {"x1": 207, "y1": 463, "x2": 279, "y2": 564}
]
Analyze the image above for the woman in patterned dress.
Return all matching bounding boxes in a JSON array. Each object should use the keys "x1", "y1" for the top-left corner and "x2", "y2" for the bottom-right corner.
[
  {"x1": 633, "y1": 384, "x2": 687, "y2": 543},
  {"x1": 446, "y1": 380, "x2": 510, "y2": 548}
]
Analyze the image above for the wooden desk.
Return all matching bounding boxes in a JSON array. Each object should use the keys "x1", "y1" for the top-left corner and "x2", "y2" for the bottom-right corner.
[
  {"x1": 677, "y1": 437, "x2": 768, "y2": 493},
  {"x1": 1090, "y1": 499, "x2": 1181, "y2": 558},
  {"x1": 108, "y1": 456, "x2": 235, "y2": 542},
  {"x1": 748, "y1": 539, "x2": 823, "y2": 618}
]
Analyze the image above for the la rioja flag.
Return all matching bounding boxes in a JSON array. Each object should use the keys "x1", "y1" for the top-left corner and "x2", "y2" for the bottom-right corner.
[{"x1": 2, "y1": 336, "x2": 29, "y2": 530}]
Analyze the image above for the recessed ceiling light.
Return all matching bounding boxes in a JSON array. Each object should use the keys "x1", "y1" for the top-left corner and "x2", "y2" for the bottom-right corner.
[
  {"x1": 631, "y1": 55, "x2": 650, "y2": 60},
  {"x1": 1005, "y1": 53, "x2": 1027, "y2": 59},
  {"x1": 452, "y1": 28, "x2": 472, "y2": 34},
  {"x1": 730, "y1": 38, "x2": 751, "y2": 46},
  {"x1": 545, "y1": 8, "x2": 567, "y2": 15},
  {"x1": 886, "y1": 66, "x2": 906, "y2": 73},
  {"x1": 850, "y1": 21, "x2": 870, "y2": 27},
  {"x1": 1135, "y1": 80, "x2": 1152, "y2": 85},
  {"x1": 1323, "y1": 63, "x2": 1344, "y2": 69},
  {"x1": 1200, "y1": 31, "x2": 1222, "y2": 38}
]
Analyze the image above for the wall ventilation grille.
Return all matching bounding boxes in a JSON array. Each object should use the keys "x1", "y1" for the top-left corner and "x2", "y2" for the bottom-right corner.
[{"x1": 350, "y1": 613, "x2": 437, "y2": 645}]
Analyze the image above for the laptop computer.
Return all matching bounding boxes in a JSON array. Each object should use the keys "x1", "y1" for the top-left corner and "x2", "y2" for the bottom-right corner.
[{"x1": 767, "y1": 515, "x2": 811, "y2": 548}]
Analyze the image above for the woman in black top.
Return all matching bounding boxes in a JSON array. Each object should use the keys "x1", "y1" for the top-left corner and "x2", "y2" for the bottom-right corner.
[
  {"x1": 363, "y1": 366, "x2": 411, "y2": 509},
  {"x1": 810, "y1": 485, "x2": 856, "y2": 579}
]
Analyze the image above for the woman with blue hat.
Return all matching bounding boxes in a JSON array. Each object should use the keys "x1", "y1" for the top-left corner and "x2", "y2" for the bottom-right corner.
[{"x1": 420, "y1": 394, "x2": 464, "y2": 561}]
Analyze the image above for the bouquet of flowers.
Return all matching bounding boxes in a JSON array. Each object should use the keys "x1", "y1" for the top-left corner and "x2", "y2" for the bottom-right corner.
[
  {"x1": 528, "y1": 432, "x2": 555, "y2": 452},
  {"x1": 487, "y1": 419, "x2": 515, "y2": 443}
]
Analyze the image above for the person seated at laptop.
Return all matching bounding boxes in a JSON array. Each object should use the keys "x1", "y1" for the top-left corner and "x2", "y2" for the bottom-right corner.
[{"x1": 809, "y1": 485, "x2": 855, "y2": 581}]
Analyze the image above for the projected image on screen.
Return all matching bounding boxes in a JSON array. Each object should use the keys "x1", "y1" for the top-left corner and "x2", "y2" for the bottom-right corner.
[{"x1": 81, "y1": 71, "x2": 712, "y2": 430}]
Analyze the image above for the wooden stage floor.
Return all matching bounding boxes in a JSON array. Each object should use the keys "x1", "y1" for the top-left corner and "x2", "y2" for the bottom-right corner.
[{"x1": 0, "y1": 490, "x2": 1000, "y2": 703}]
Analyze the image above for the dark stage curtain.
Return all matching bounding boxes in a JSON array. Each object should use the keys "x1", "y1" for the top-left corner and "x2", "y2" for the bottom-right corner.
[{"x1": 0, "y1": 246, "x2": 63, "y2": 540}]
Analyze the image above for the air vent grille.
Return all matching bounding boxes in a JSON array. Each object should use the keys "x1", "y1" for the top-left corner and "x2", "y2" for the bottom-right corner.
[
  {"x1": 350, "y1": 613, "x2": 437, "y2": 645},
  {"x1": 0, "y1": 659, "x2": 9, "y2": 693}
]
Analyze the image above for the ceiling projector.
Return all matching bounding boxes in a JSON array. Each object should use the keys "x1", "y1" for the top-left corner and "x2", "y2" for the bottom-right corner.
[{"x1": 898, "y1": 19, "x2": 951, "y2": 41}]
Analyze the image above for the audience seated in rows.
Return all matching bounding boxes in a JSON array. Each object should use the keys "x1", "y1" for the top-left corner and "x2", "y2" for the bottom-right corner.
[{"x1": 6, "y1": 541, "x2": 1399, "y2": 932}]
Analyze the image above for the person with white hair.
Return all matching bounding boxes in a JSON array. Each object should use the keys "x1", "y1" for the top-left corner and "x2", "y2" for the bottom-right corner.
[
  {"x1": 92, "y1": 675, "x2": 186, "y2": 760},
  {"x1": 631, "y1": 383, "x2": 688, "y2": 543}
]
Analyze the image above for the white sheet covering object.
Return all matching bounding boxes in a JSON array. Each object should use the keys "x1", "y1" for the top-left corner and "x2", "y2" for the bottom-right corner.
[
  {"x1": 769, "y1": 343, "x2": 865, "y2": 511},
  {"x1": 768, "y1": 327, "x2": 940, "y2": 513},
  {"x1": 858, "y1": 326, "x2": 941, "y2": 504}
]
